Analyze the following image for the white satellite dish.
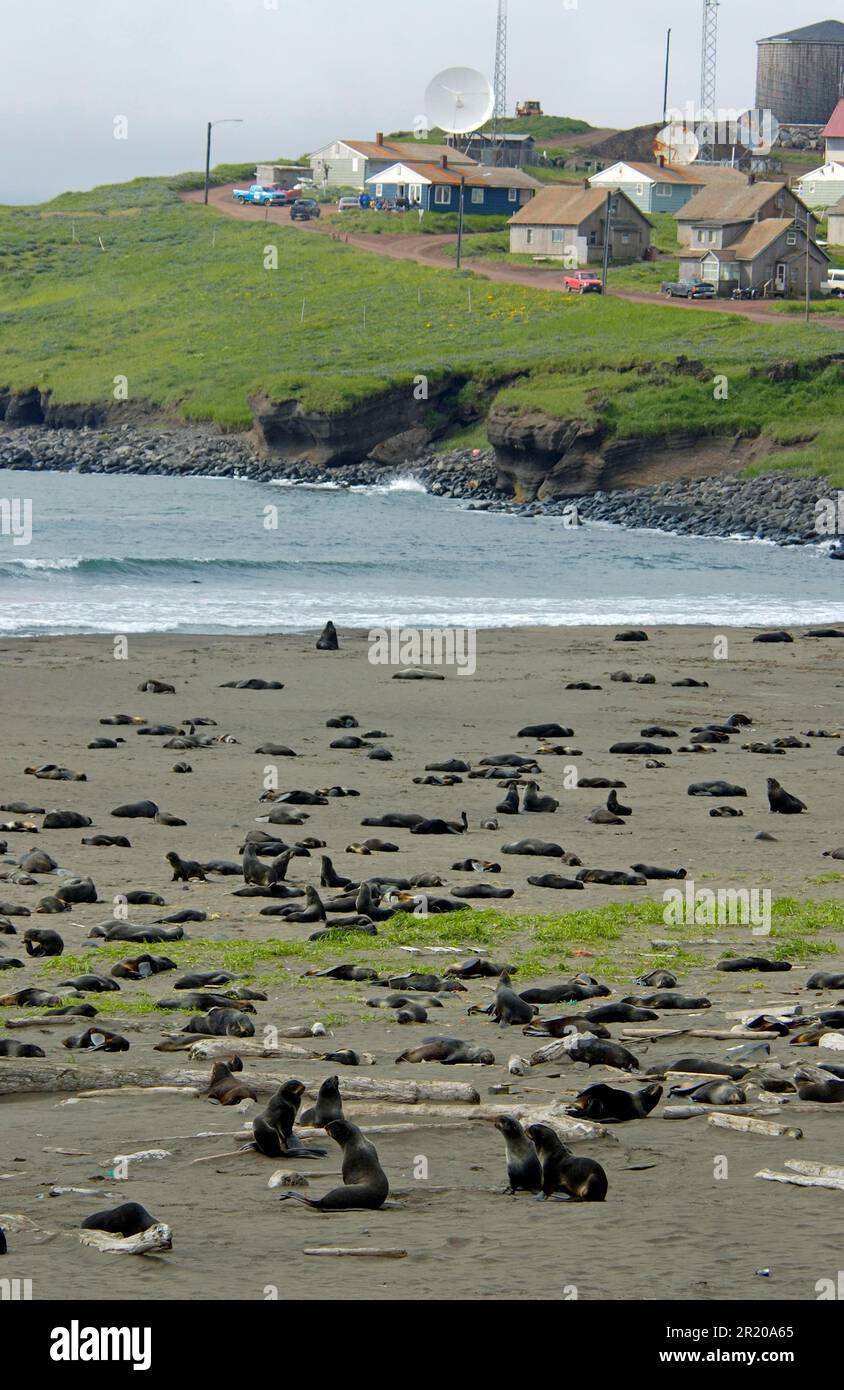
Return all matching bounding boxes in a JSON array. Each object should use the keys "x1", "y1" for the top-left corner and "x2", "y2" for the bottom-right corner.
[
  {"x1": 737, "y1": 108, "x2": 780, "y2": 156},
  {"x1": 424, "y1": 67, "x2": 495, "y2": 135},
  {"x1": 653, "y1": 122, "x2": 700, "y2": 166}
]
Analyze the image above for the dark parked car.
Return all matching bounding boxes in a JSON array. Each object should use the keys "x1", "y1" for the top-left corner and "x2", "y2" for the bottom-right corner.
[
  {"x1": 660, "y1": 278, "x2": 716, "y2": 299},
  {"x1": 290, "y1": 199, "x2": 321, "y2": 221}
]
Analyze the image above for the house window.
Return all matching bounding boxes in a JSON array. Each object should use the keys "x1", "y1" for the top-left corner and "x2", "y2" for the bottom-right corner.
[
  {"x1": 551, "y1": 228, "x2": 564, "y2": 243},
  {"x1": 589, "y1": 230, "x2": 597, "y2": 245},
  {"x1": 434, "y1": 186, "x2": 451, "y2": 205},
  {"x1": 471, "y1": 187, "x2": 484, "y2": 204},
  {"x1": 621, "y1": 232, "x2": 630, "y2": 244},
  {"x1": 656, "y1": 184, "x2": 671, "y2": 197},
  {"x1": 508, "y1": 187, "x2": 518, "y2": 202},
  {"x1": 375, "y1": 184, "x2": 383, "y2": 198},
  {"x1": 526, "y1": 229, "x2": 534, "y2": 245},
  {"x1": 635, "y1": 184, "x2": 644, "y2": 196},
  {"x1": 352, "y1": 158, "x2": 359, "y2": 172},
  {"x1": 786, "y1": 230, "x2": 797, "y2": 246},
  {"x1": 697, "y1": 229, "x2": 705, "y2": 244}
]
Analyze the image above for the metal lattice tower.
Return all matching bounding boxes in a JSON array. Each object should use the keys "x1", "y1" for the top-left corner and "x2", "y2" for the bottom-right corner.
[
  {"x1": 492, "y1": 0, "x2": 508, "y2": 133},
  {"x1": 698, "y1": 0, "x2": 719, "y2": 161}
]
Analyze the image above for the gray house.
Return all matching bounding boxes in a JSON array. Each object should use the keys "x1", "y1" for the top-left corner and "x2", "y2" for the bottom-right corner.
[
  {"x1": 308, "y1": 135, "x2": 476, "y2": 190},
  {"x1": 675, "y1": 179, "x2": 814, "y2": 248},
  {"x1": 678, "y1": 219, "x2": 828, "y2": 295},
  {"x1": 827, "y1": 193, "x2": 844, "y2": 245},
  {"x1": 509, "y1": 186, "x2": 652, "y2": 263}
]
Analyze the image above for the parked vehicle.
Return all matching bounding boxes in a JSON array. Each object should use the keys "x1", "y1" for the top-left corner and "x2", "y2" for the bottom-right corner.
[
  {"x1": 290, "y1": 198, "x2": 321, "y2": 221},
  {"x1": 731, "y1": 286, "x2": 761, "y2": 300},
  {"x1": 338, "y1": 196, "x2": 362, "y2": 211},
  {"x1": 660, "y1": 278, "x2": 716, "y2": 299},
  {"x1": 232, "y1": 184, "x2": 281, "y2": 206},
  {"x1": 563, "y1": 269, "x2": 603, "y2": 294},
  {"x1": 821, "y1": 267, "x2": 844, "y2": 298}
]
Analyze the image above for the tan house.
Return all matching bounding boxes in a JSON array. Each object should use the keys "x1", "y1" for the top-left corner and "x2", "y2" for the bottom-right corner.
[
  {"x1": 508, "y1": 186, "x2": 652, "y2": 263},
  {"x1": 675, "y1": 179, "x2": 813, "y2": 248},
  {"x1": 678, "y1": 219, "x2": 828, "y2": 295}
]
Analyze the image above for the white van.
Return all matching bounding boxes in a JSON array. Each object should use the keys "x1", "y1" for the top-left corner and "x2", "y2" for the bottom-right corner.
[{"x1": 821, "y1": 267, "x2": 844, "y2": 297}]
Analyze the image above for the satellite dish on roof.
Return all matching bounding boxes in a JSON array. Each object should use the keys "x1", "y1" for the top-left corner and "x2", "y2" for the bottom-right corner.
[
  {"x1": 424, "y1": 67, "x2": 495, "y2": 134},
  {"x1": 654, "y1": 122, "x2": 700, "y2": 165}
]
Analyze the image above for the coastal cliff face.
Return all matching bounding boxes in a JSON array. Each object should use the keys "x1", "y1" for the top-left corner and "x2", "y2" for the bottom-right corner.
[{"x1": 487, "y1": 401, "x2": 769, "y2": 502}]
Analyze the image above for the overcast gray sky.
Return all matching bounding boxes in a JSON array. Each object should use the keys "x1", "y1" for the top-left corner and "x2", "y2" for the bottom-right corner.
[{"x1": 0, "y1": 0, "x2": 821, "y2": 203}]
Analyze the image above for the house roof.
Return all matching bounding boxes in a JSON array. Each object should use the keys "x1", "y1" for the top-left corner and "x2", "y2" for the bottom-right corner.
[
  {"x1": 682, "y1": 219, "x2": 825, "y2": 263},
  {"x1": 827, "y1": 193, "x2": 844, "y2": 215},
  {"x1": 473, "y1": 166, "x2": 541, "y2": 189},
  {"x1": 314, "y1": 138, "x2": 477, "y2": 166},
  {"x1": 365, "y1": 160, "x2": 540, "y2": 190},
  {"x1": 675, "y1": 180, "x2": 791, "y2": 223},
  {"x1": 758, "y1": 21, "x2": 844, "y2": 45},
  {"x1": 799, "y1": 160, "x2": 844, "y2": 181},
  {"x1": 591, "y1": 160, "x2": 701, "y2": 186},
  {"x1": 509, "y1": 185, "x2": 619, "y2": 226},
  {"x1": 822, "y1": 100, "x2": 844, "y2": 139}
]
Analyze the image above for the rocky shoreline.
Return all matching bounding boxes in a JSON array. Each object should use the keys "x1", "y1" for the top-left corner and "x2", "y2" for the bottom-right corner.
[{"x1": 1, "y1": 423, "x2": 841, "y2": 552}]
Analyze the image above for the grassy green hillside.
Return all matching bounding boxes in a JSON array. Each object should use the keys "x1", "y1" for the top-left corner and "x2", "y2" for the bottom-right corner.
[{"x1": 2, "y1": 172, "x2": 844, "y2": 481}]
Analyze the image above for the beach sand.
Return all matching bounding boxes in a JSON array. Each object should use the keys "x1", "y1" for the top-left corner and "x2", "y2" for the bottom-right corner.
[{"x1": 1, "y1": 625, "x2": 844, "y2": 1301}]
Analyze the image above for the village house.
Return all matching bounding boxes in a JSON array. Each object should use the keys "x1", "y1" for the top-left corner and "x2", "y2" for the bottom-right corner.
[
  {"x1": 674, "y1": 178, "x2": 813, "y2": 247},
  {"x1": 674, "y1": 177, "x2": 825, "y2": 294},
  {"x1": 445, "y1": 130, "x2": 536, "y2": 168},
  {"x1": 308, "y1": 135, "x2": 477, "y2": 190},
  {"x1": 365, "y1": 159, "x2": 539, "y2": 214},
  {"x1": 508, "y1": 185, "x2": 652, "y2": 262},
  {"x1": 796, "y1": 100, "x2": 844, "y2": 207},
  {"x1": 588, "y1": 160, "x2": 705, "y2": 214}
]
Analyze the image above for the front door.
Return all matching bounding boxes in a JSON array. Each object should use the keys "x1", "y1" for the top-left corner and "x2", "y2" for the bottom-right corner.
[{"x1": 774, "y1": 262, "x2": 787, "y2": 292}]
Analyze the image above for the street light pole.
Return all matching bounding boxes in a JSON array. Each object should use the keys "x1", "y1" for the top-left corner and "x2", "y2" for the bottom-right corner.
[
  {"x1": 456, "y1": 173, "x2": 466, "y2": 269},
  {"x1": 204, "y1": 118, "x2": 244, "y2": 204}
]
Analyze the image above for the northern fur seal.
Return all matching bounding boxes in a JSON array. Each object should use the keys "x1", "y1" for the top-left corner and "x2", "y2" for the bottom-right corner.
[
  {"x1": 396, "y1": 1036, "x2": 495, "y2": 1065},
  {"x1": 630, "y1": 864, "x2": 687, "y2": 880},
  {"x1": 63, "y1": 1028, "x2": 130, "y2": 1052},
  {"x1": 688, "y1": 781, "x2": 747, "y2": 797},
  {"x1": 520, "y1": 977, "x2": 609, "y2": 1004},
  {"x1": 527, "y1": 1124, "x2": 607, "y2": 1201},
  {"x1": 279, "y1": 1120, "x2": 389, "y2": 1210},
  {"x1": 111, "y1": 800, "x2": 159, "y2": 819},
  {"x1": 609, "y1": 742, "x2": 672, "y2": 755},
  {"x1": 622, "y1": 992, "x2": 711, "y2": 1010},
  {"x1": 716, "y1": 957, "x2": 791, "y2": 973},
  {"x1": 794, "y1": 1068, "x2": 844, "y2": 1102},
  {"x1": 23, "y1": 927, "x2": 63, "y2": 957},
  {"x1": 566, "y1": 1036, "x2": 639, "y2": 1071},
  {"x1": 180, "y1": 1008, "x2": 255, "y2": 1037},
  {"x1": 166, "y1": 852, "x2": 206, "y2": 882},
  {"x1": 205, "y1": 1060, "x2": 259, "y2": 1105},
  {"x1": 576, "y1": 869, "x2": 647, "y2": 887},
  {"x1": 522, "y1": 1014, "x2": 610, "y2": 1038},
  {"x1": 584, "y1": 1003, "x2": 658, "y2": 1023},
  {"x1": 527, "y1": 874, "x2": 584, "y2": 890},
  {"x1": 220, "y1": 678, "x2": 283, "y2": 689},
  {"x1": 766, "y1": 777, "x2": 807, "y2": 815},
  {"x1": 316, "y1": 621, "x2": 339, "y2": 650},
  {"x1": 444, "y1": 956, "x2": 516, "y2": 980},
  {"x1": 566, "y1": 1082, "x2": 662, "y2": 1122},
  {"x1": 494, "y1": 1115, "x2": 542, "y2": 1194},
  {"x1": 0, "y1": 1040, "x2": 46, "y2": 1057},
  {"x1": 299, "y1": 1074, "x2": 344, "y2": 1128},
  {"x1": 81, "y1": 1202, "x2": 157, "y2": 1236},
  {"x1": 252, "y1": 1079, "x2": 326, "y2": 1157},
  {"x1": 502, "y1": 839, "x2": 566, "y2": 857},
  {"x1": 111, "y1": 954, "x2": 176, "y2": 980}
]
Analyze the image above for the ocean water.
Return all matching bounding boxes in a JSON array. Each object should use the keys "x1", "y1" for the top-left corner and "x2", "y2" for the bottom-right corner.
[{"x1": 0, "y1": 468, "x2": 842, "y2": 636}]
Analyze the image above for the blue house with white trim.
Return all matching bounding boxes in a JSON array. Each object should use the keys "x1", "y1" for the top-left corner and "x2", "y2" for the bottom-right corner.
[
  {"x1": 589, "y1": 160, "x2": 705, "y2": 214},
  {"x1": 365, "y1": 158, "x2": 538, "y2": 214}
]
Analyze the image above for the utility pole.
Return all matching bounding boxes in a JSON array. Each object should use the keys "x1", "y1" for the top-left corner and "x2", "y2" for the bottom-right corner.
[
  {"x1": 662, "y1": 29, "x2": 672, "y2": 126},
  {"x1": 601, "y1": 192, "x2": 617, "y2": 293},
  {"x1": 204, "y1": 118, "x2": 244, "y2": 204},
  {"x1": 456, "y1": 173, "x2": 467, "y2": 269}
]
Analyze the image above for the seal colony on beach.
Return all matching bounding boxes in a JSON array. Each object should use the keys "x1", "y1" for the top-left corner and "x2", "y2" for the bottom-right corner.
[{"x1": 2, "y1": 622, "x2": 844, "y2": 1301}]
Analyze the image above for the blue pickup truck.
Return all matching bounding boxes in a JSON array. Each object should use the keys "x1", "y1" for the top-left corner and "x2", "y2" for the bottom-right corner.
[{"x1": 231, "y1": 184, "x2": 285, "y2": 206}]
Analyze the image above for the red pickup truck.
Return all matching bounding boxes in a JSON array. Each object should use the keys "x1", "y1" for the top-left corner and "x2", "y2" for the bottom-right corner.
[{"x1": 563, "y1": 269, "x2": 603, "y2": 294}]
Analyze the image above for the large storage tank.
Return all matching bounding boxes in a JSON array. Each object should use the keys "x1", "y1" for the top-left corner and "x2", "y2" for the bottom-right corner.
[{"x1": 756, "y1": 19, "x2": 844, "y2": 125}]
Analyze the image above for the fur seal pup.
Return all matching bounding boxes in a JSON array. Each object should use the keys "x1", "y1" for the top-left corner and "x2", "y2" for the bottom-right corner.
[
  {"x1": 205, "y1": 1060, "x2": 259, "y2": 1105},
  {"x1": 609, "y1": 741, "x2": 672, "y2": 756},
  {"x1": 520, "y1": 977, "x2": 609, "y2": 1004},
  {"x1": 174, "y1": 971, "x2": 240, "y2": 989},
  {"x1": 111, "y1": 954, "x2": 176, "y2": 981},
  {"x1": 519, "y1": 782, "x2": 558, "y2": 813},
  {"x1": 489, "y1": 972, "x2": 535, "y2": 1026},
  {"x1": 23, "y1": 927, "x2": 63, "y2": 957},
  {"x1": 396, "y1": 1037, "x2": 495, "y2": 1065},
  {"x1": 57, "y1": 973, "x2": 119, "y2": 994},
  {"x1": 527, "y1": 1124, "x2": 607, "y2": 1201},
  {"x1": 25, "y1": 764, "x2": 86, "y2": 781},
  {"x1": 576, "y1": 869, "x2": 647, "y2": 887},
  {"x1": 585, "y1": 1003, "x2": 658, "y2": 1023},
  {"x1": 445, "y1": 956, "x2": 516, "y2": 980},
  {"x1": 622, "y1": 992, "x2": 710, "y2": 1010},
  {"x1": 452, "y1": 859, "x2": 501, "y2": 873},
  {"x1": 517, "y1": 723, "x2": 573, "y2": 738},
  {"x1": 253, "y1": 1079, "x2": 327, "y2": 1158},
  {"x1": 494, "y1": 1115, "x2": 542, "y2": 1194},
  {"x1": 523, "y1": 1014, "x2": 610, "y2": 1038},
  {"x1": 587, "y1": 807, "x2": 624, "y2": 825},
  {"x1": 630, "y1": 864, "x2": 686, "y2": 881},
  {"x1": 795, "y1": 1070, "x2": 844, "y2": 1102},
  {"x1": 688, "y1": 781, "x2": 746, "y2": 798},
  {"x1": 82, "y1": 835, "x2": 131, "y2": 848},
  {"x1": 635, "y1": 969, "x2": 677, "y2": 988},
  {"x1": 81, "y1": 1202, "x2": 157, "y2": 1236},
  {"x1": 0, "y1": 1040, "x2": 46, "y2": 1057},
  {"x1": 180, "y1": 1008, "x2": 255, "y2": 1038},
  {"x1": 316, "y1": 621, "x2": 339, "y2": 650},
  {"x1": 752, "y1": 630, "x2": 792, "y2": 643},
  {"x1": 111, "y1": 800, "x2": 159, "y2": 819},
  {"x1": 527, "y1": 873, "x2": 584, "y2": 890},
  {"x1": 451, "y1": 883, "x2": 514, "y2": 899},
  {"x1": 669, "y1": 1079, "x2": 746, "y2": 1105},
  {"x1": 219, "y1": 678, "x2": 283, "y2": 689},
  {"x1": 1, "y1": 987, "x2": 65, "y2": 1008},
  {"x1": 380, "y1": 972, "x2": 465, "y2": 994},
  {"x1": 709, "y1": 805, "x2": 744, "y2": 817},
  {"x1": 304, "y1": 963, "x2": 377, "y2": 982},
  {"x1": 566, "y1": 1082, "x2": 662, "y2": 1122},
  {"x1": 166, "y1": 852, "x2": 206, "y2": 882},
  {"x1": 280, "y1": 1120, "x2": 388, "y2": 1210},
  {"x1": 410, "y1": 812, "x2": 468, "y2": 835},
  {"x1": 63, "y1": 1028, "x2": 130, "y2": 1052},
  {"x1": 502, "y1": 838, "x2": 565, "y2": 857},
  {"x1": 766, "y1": 777, "x2": 807, "y2": 814},
  {"x1": 320, "y1": 857, "x2": 353, "y2": 889},
  {"x1": 716, "y1": 957, "x2": 791, "y2": 973},
  {"x1": 806, "y1": 972, "x2": 844, "y2": 990},
  {"x1": 566, "y1": 1037, "x2": 640, "y2": 1071},
  {"x1": 606, "y1": 789, "x2": 631, "y2": 816},
  {"x1": 361, "y1": 812, "x2": 423, "y2": 828},
  {"x1": 299, "y1": 1074, "x2": 344, "y2": 1128}
]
